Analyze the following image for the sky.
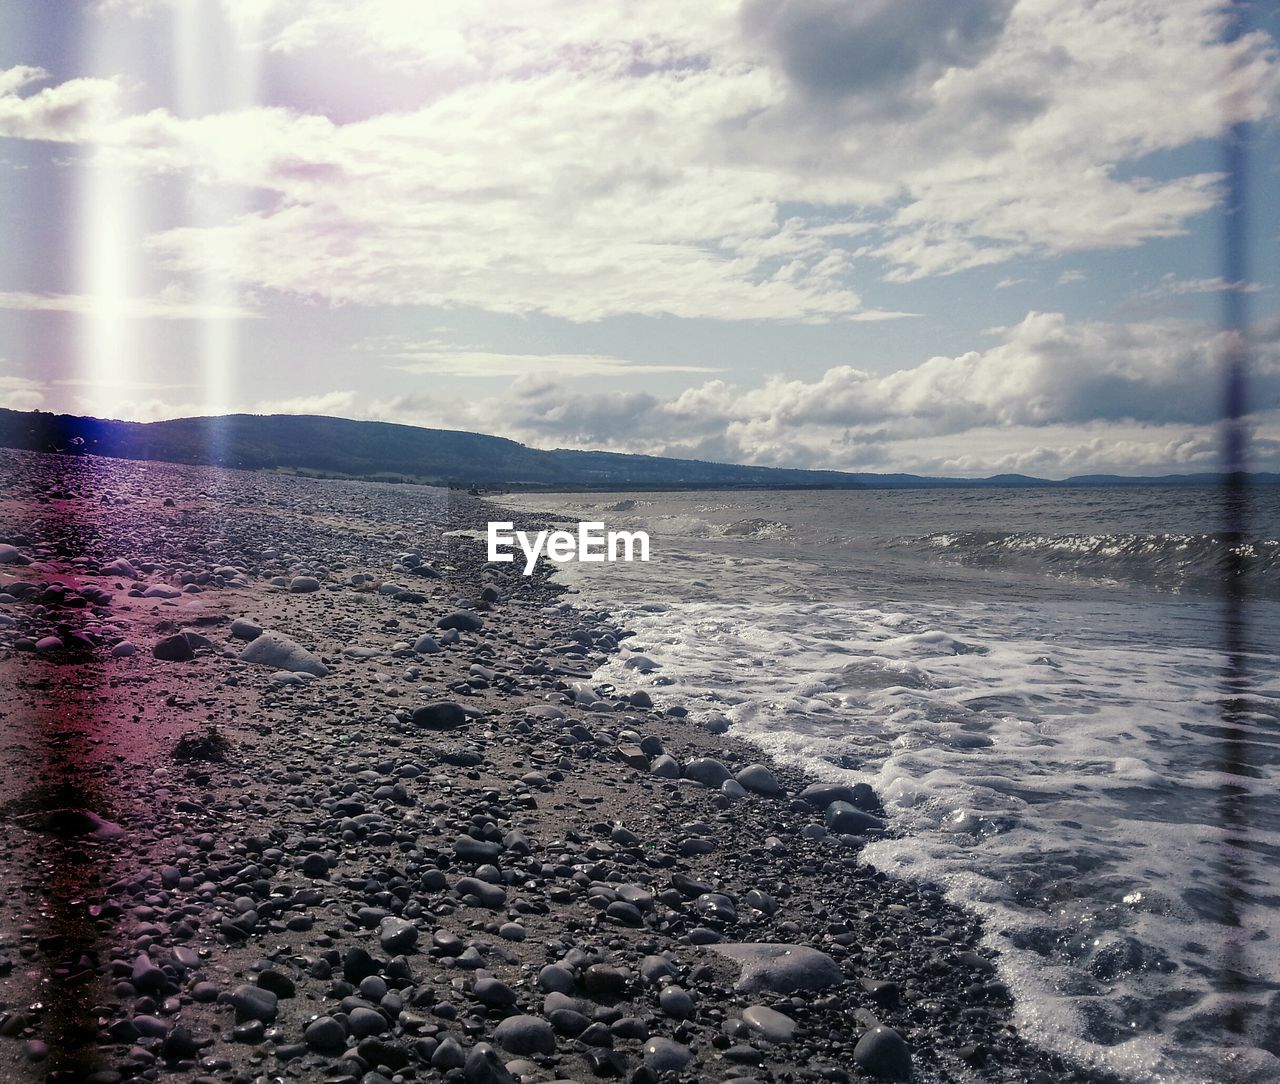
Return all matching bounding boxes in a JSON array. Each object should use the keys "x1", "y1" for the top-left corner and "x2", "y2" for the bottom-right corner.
[{"x1": 1, "y1": 0, "x2": 1279, "y2": 478}]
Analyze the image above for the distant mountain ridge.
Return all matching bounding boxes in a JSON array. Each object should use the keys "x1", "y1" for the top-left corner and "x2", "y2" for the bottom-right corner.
[{"x1": 0, "y1": 408, "x2": 1274, "y2": 489}]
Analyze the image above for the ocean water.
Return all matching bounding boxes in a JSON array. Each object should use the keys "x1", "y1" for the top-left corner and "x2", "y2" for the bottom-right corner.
[{"x1": 495, "y1": 485, "x2": 1280, "y2": 1084}]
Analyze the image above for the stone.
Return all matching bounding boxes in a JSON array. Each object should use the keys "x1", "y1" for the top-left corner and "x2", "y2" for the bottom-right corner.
[
  {"x1": 853, "y1": 1026, "x2": 912, "y2": 1080},
  {"x1": 111, "y1": 640, "x2": 137, "y2": 658},
  {"x1": 238, "y1": 632, "x2": 330, "y2": 676},
  {"x1": 288, "y1": 575, "x2": 321, "y2": 593},
  {"x1": 412, "y1": 701, "x2": 467, "y2": 729},
  {"x1": 709, "y1": 943, "x2": 843, "y2": 994},
  {"x1": 465, "y1": 1042, "x2": 518, "y2": 1084},
  {"x1": 825, "y1": 801, "x2": 884, "y2": 835},
  {"x1": 0, "y1": 544, "x2": 28, "y2": 564},
  {"x1": 230, "y1": 618, "x2": 263, "y2": 641},
  {"x1": 437, "y1": 610, "x2": 483, "y2": 632},
  {"x1": 643, "y1": 1037, "x2": 691, "y2": 1072},
  {"x1": 348, "y1": 1007, "x2": 388, "y2": 1038},
  {"x1": 650, "y1": 755, "x2": 680, "y2": 779},
  {"x1": 736, "y1": 764, "x2": 781, "y2": 795},
  {"x1": 229, "y1": 984, "x2": 278, "y2": 1023},
  {"x1": 413, "y1": 634, "x2": 441, "y2": 654},
  {"x1": 153, "y1": 634, "x2": 195, "y2": 662},
  {"x1": 493, "y1": 1015, "x2": 556, "y2": 1056},
  {"x1": 742, "y1": 1005, "x2": 796, "y2": 1043},
  {"x1": 379, "y1": 917, "x2": 419, "y2": 954},
  {"x1": 683, "y1": 757, "x2": 732, "y2": 787}
]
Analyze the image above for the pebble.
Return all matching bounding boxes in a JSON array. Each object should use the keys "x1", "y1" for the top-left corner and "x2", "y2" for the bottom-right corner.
[
  {"x1": 825, "y1": 801, "x2": 885, "y2": 834},
  {"x1": 493, "y1": 1014, "x2": 557, "y2": 1055},
  {"x1": 683, "y1": 757, "x2": 732, "y2": 787},
  {"x1": 709, "y1": 943, "x2": 843, "y2": 994},
  {"x1": 152, "y1": 633, "x2": 195, "y2": 662},
  {"x1": 412, "y1": 701, "x2": 467, "y2": 729},
  {"x1": 853, "y1": 1026, "x2": 912, "y2": 1080},
  {"x1": 736, "y1": 763, "x2": 781, "y2": 795},
  {"x1": 643, "y1": 1037, "x2": 692, "y2": 1072},
  {"x1": 742, "y1": 1005, "x2": 797, "y2": 1043}
]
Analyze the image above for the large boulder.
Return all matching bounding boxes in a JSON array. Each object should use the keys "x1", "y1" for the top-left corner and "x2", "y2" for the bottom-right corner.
[{"x1": 238, "y1": 633, "x2": 329, "y2": 677}]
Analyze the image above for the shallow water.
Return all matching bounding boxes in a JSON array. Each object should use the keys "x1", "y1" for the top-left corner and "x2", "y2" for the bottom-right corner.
[{"x1": 496, "y1": 485, "x2": 1280, "y2": 1084}]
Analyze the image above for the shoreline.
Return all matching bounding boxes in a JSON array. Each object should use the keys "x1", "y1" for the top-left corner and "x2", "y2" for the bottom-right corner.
[{"x1": 0, "y1": 448, "x2": 1124, "y2": 1084}]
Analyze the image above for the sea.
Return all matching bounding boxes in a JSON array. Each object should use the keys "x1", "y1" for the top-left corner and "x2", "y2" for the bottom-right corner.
[{"x1": 494, "y1": 484, "x2": 1280, "y2": 1084}]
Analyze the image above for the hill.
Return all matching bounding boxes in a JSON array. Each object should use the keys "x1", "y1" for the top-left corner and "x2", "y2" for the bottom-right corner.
[{"x1": 0, "y1": 408, "x2": 1272, "y2": 489}]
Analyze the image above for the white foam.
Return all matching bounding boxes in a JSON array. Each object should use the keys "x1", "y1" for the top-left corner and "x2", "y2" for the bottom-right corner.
[{"x1": 494, "y1": 489, "x2": 1280, "y2": 1081}]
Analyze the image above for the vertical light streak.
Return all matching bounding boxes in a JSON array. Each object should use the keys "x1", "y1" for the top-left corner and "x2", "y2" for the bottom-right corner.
[
  {"x1": 76, "y1": 11, "x2": 142, "y2": 420},
  {"x1": 174, "y1": 0, "x2": 262, "y2": 453}
]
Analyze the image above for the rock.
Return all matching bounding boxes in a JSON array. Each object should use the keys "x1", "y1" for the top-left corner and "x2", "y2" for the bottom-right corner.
[
  {"x1": 709, "y1": 943, "x2": 843, "y2": 994},
  {"x1": 798, "y1": 781, "x2": 879, "y2": 810},
  {"x1": 288, "y1": 575, "x2": 321, "y2": 593},
  {"x1": 131, "y1": 953, "x2": 165, "y2": 992},
  {"x1": 853, "y1": 1026, "x2": 912, "y2": 1080},
  {"x1": 465, "y1": 1042, "x2": 518, "y2": 1084},
  {"x1": 493, "y1": 1014, "x2": 556, "y2": 1056},
  {"x1": 474, "y1": 977, "x2": 517, "y2": 1009},
  {"x1": 582, "y1": 964, "x2": 627, "y2": 997},
  {"x1": 153, "y1": 634, "x2": 195, "y2": 662},
  {"x1": 110, "y1": 640, "x2": 137, "y2": 658},
  {"x1": 160, "y1": 1026, "x2": 200, "y2": 1060},
  {"x1": 413, "y1": 634, "x2": 441, "y2": 654},
  {"x1": 736, "y1": 764, "x2": 781, "y2": 795},
  {"x1": 229, "y1": 984, "x2": 278, "y2": 1023},
  {"x1": 0, "y1": 544, "x2": 28, "y2": 565},
  {"x1": 230, "y1": 618, "x2": 263, "y2": 641},
  {"x1": 300, "y1": 853, "x2": 329, "y2": 878},
  {"x1": 629, "y1": 690, "x2": 653, "y2": 708},
  {"x1": 412, "y1": 701, "x2": 467, "y2": 729},
  {"x1": 650, "y1": 755, "x2": 680, "y2": 779},
  {"x1": 455, "y1": 877, "x2": 506, "y2": 909},
  {"x1": 379, "y1": 917, "x2": 419, "y2": 954},
  {"x1": 643, "y1": 1037, "x2": 692, "y2": 1072},
  {"x1": 348, "y1": 1007, "x2": 387, "y2": 1038},
  {"x1": 658, "y1": 985, "x2": 694, "y2": 1018},
  {"x1": 238, "y1": 632, "x2": 330, "y2": 677},
  {"x1": 304, "y1": 1016, "x2": 347, "y2": 1053},
  {"x1": 684, "y1": 757, "x2": 732, "y2": 787},
  {"x1": 825, "y1": 801, "x2": 884, "y2": 835},
  {"x1": 742, "y1": 1005, "x2": 796, "y2": 1043},
  {"x1": 437, "y1": 610, "x2": 483, "y2": 632}
]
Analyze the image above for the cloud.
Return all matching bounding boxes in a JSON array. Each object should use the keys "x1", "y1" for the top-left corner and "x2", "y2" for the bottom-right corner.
[
  {"x1": 4, "y1": 2, "x2": 1276, "y2": 319},
  {"x1": 0, "y1": 290, "x2": 258, "y2": 320},
  {"x1": 0, "y1": 66, "x2": 121, "y2": 142},
  {"x1": 378, "y1": 344, "x2": 722, "y2": 378},
  {"x1": 364, "y1": 311, "x2": 1280, "y2": 476},
  {"x1": 742, "y1": 0, "x2": 1014, "y2": 108},
  {"x1": 1134, "y1": 273, "x2": 1264, "y2": 300},
  {"x1": 0, "y1": 373, "x2": 46, "y2": 412}
]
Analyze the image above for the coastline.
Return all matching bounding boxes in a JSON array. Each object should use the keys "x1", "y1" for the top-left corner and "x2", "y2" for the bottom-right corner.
[{"x1": 0, "y1": 449, "x2": 1122, "y2": 1084}]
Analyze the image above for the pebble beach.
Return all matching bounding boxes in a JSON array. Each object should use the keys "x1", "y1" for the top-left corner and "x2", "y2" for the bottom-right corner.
[{"x1": 0, "y1": 448, "x2": 1126, "y2": 1084}]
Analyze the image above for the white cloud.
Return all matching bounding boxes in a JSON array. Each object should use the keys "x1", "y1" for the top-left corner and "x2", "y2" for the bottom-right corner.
[
  {"x1": 0, "y1": 66, "x2": 121, "y2": 142},
  {"x1": 0, "y1": 373, "x2": 46, "y2": 412},
  {"x1": 380, "y1": 345, "x2": 722, "y2": 378},
  {"x1": 3, "y1": 2, "x2": 1275, "y2": 319},
  {"x1": 364, "y1": 311, "x2": 1280, "y2": 475},
  {"x1": 1134, "y1": 273, "x2": 1264, "y2": 300},
  {"x1": 0, "y1": 290, "x2": 258, "y2": 320}
]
